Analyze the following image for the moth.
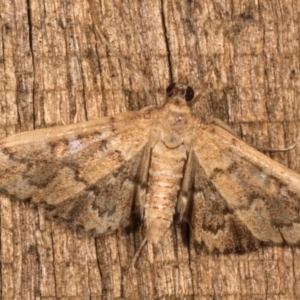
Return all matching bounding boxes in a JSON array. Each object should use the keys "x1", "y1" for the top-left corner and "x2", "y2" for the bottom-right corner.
[{"x1": 1, "y1": 82, "x2": 300, "y2": 260}]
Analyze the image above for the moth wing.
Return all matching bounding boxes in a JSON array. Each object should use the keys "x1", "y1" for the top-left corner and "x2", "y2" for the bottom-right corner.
[
  {"x1": 0, "y1": 108, "x2": 155, "y2": 234},
  {"x1": 191, "y1": 123, "x2": 300, "y2": 252}
]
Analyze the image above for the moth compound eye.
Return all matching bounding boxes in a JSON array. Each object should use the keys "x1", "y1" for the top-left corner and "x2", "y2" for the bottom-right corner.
[
  {"x1": 185, "y1": 86, "x2": 194, "y2": 102},
  {"x1": 166, "y1": 83, "x2": 176, "y2": 97}
]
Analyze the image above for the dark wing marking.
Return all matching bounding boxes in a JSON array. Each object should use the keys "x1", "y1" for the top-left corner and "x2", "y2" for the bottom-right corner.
[
  {"x1": 48, "y1": 152, "x2": 142, "y2": 234},
  {"x1": 192, "y1": 152, "x2": 260, "y2": 252}
]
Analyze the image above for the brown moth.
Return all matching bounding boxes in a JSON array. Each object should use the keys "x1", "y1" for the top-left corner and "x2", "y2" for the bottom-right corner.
[{"x1": 1, "y1": 82, "x2": 300, "y2": 262}]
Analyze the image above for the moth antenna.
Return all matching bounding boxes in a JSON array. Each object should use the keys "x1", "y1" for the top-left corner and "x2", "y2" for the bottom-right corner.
[
  {"x1": 211, "y1": 118, "x2": 240, "y2": 138},
  {"x1": 176, "y1": 75, "x2": 189, "y2": 85},
  {"x1": 255, "y1": 143, "x2": 296, "y2": 152},
  {"x1": 212, "y1": 118, "x2": 296, "y2": 153},
  {"x1": 190, "y1": 58, "x2": 219, "y2": 104},
  {"x1": 94, "y1": 25, "x2": 152, "y2": 104}
]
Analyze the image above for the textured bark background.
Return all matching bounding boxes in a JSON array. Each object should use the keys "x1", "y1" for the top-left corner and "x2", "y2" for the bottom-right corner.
[{"x1": 1, "y1": 0, "x2": 300, "y2": 299}]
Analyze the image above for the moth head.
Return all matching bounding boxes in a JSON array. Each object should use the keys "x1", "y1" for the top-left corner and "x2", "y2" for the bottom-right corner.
[
  {"x1": 163, "y1": 83, "x2": 194, "y2": 134},
  {"x1": 165, "y1": 82, "x2": 194, "y2": 106}
]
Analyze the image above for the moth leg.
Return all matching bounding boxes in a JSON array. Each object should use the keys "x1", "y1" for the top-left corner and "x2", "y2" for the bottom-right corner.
[
  {"x1": 94, "y1": 25, "x2": 152, "y2": 104},
  {"x1": 132, "y1": 238, "x2": 148, "y2": 267},
  {"x1": 211, "y1": 118, "x2": 295, "y2": 152},
  {"x1": 135, "y1": 144, "x2": 151, "y2": 219},
  {"x1": 255, "y1": 143, "x2": 296, "y2": 152},
  {"x1": 177, "y1": 150, "x2": 194, "y2": 222}
]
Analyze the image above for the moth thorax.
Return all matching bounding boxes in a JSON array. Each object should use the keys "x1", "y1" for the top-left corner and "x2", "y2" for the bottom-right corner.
[
  {"x1": 164, "y1": 109, "x2": 189, "y2": 133},
  {"x1": 144, "y1": 142, "x2": 187, "y2": 244}
]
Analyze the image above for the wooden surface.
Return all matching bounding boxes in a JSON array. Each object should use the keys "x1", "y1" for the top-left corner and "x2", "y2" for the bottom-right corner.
[{"x1": 0, "y1": 0, "x2": 300, "y2": 299}]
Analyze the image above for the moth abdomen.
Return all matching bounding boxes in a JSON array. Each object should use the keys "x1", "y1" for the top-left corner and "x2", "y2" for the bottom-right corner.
[{"x1": 144, "y1": 141, "x2": 187, "y2": 244}]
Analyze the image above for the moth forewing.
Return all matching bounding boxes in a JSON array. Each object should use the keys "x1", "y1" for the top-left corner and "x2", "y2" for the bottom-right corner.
[
  {"x1": 0, "y1": 109, "x2": 149, "y2": 148},
  {"x1": 207, "y1": 124, "x2": 300, "y2": 194},
  {"x1": 192, "y1": 122, "x2": 300, "y2": 249},
  {"x1": 0, "y1": 108, "x2": 154, "y2": 235}
]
